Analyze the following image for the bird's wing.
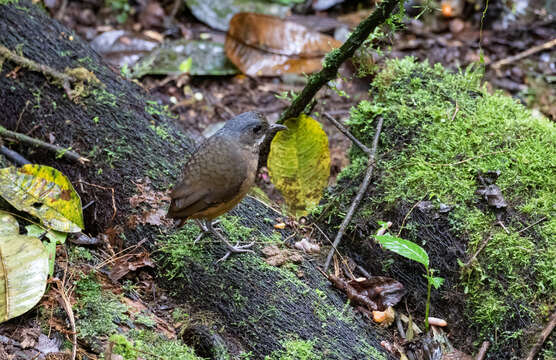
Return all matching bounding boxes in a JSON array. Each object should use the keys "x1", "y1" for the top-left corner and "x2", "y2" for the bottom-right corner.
[{"x1": 168, "y1": 136, "x2": 247, "y2": 219}]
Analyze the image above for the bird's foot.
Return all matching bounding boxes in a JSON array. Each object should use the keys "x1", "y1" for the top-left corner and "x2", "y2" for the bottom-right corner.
[
  {"x1": 193, "y1": 219, "x2": 221, "y2": 244},
  {"x1": 216, "y1": 241, "x2": 255, "y2": 264}
]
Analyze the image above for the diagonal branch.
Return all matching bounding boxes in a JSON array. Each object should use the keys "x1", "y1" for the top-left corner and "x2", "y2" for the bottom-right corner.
[
  {"x1": 278, "y1": 0, "x2": 401, "y2": 122},
  {"x1": 323, "y1": 116, "x2": 383, "y2": 272}
]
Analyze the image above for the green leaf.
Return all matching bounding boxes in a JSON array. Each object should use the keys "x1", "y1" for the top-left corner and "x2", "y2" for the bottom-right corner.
[
  {"x1": 0, "y1": 214, "x2": 49, "y2": 323},
  {"x1": 25, "y1": 224, "x2": 67, "y2": 244},
  {"x1": 267, "y1": 114, "x2": 330, "y2": 217},
  {"x1": 376, "y1": 234, "x2": 429, "y2": 267},
  {"x1": 0, "y1": 165, "x2": 84, "y2": 232},
  {"x1": 133, "y1": 40, "x2": 239, "y2": 78},
  {"x1": 431, "y1": 276, "x2": 444, "y2": 289},
  {"x1": 179, "y1": 57, "x2": 192, "y2": 73},
  {"x1": 42, "y1": 240, "x2": 57, "y2": 277}
]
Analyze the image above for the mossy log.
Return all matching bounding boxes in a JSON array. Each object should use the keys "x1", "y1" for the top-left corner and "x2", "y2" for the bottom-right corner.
[{"x1": 0, "y1": 2, "x2": 391, "y2": 359}]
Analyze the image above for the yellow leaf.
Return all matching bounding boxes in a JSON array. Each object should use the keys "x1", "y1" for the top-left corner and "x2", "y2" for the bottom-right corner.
[
  {"x1": 0, "y1": 213, "x2": 49, "y2": 323},
  {"x1": 267, "y1": 114, "x2": 330, "y2": 216},
  {"x1": 0, "y1": 165, "x2": 84, "y2": 232}
]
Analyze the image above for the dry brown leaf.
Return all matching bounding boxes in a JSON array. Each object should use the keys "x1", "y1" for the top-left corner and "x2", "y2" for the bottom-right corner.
[
  {"x1": 262, "y1": 245, "x2": 303, "y2": 266},
  {"x1": 225, "y1": 12, "x2": 341, "y2": 76},
  {"x1": 326, "y1": 274, "x2": 406, "y2": 311},
  {"x1": 109, "y1": 252, "x2": 154, "y2": 282}
]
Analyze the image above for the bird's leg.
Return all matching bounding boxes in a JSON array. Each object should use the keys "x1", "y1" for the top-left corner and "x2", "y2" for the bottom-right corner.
[
  {"x1": 193, "y1": 219, "x2": 209, "y2": 244},
  {"x1": 205, "y1": 220, "x2": 255, "y2": 263}
]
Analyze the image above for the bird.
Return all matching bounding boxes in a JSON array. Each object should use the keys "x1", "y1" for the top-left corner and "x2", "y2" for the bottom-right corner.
[{"x1": 167, "y1": 111, "x2": 287, "y2": 262}]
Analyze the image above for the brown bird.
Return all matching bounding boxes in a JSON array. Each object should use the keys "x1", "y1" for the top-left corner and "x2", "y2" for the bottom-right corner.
[{"x1": 167, "y1": 111, "x2": 287, "y2": 262}]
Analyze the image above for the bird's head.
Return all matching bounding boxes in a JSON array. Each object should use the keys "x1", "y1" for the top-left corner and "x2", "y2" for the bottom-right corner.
[{"x1": 221, "y1": 111, "x2": 287, "y2": 149}]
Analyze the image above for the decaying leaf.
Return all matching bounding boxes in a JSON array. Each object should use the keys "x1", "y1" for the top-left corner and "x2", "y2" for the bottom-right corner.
[
  {"x1": 372, "y1": 306, "x2": 395, "y2": 327},
  {"x1": 267, "y1": 115, "x2": 330, "y2": 216},
  {"x1": 262, "y1": 244, "x2": 303, "y2": 266},
  {"x1": 132, "y1": 40, "x2": 239, "y2": 78},
  {"x1": 0, "y1": 165, "x2": 84, "y2": 232},
  {"x1": 0, "y1": 211, "x2": 18, "y2": 236},
  {"x1": 184, "y1": 0, "x2": 291, "y2": 31},
  {"x1": 109, "y1": 252, "x2": 154, "y2": 282},
  {"x1": 0, "y1": 213, "x2": 49, "y2": 323},
  {"x1": 326, "y1": 274, "x2": 405, "y2": 311},
  {"x1": 225, "y1": 13, "x2": 341, "y2": 76}
]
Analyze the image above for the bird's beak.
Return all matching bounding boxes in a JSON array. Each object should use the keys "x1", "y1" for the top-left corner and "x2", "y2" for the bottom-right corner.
[{"x1": 269, "y1": 124, "x2": 288, "y2": 133}]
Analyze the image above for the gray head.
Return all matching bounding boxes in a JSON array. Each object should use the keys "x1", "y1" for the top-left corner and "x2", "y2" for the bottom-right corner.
[{"x1": 219, "y1": 111, "x2": 286, "y2": 148}]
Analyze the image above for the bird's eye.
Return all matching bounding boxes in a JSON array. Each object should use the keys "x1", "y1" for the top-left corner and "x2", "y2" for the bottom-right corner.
[{"x1": 253, "y1": 125, "x2": 262, "y2": 133}]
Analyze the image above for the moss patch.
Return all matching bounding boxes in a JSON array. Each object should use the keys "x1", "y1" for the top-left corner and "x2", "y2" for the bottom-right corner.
[
  {"x1": 73, "y1": 272, "x2": 128, "y2": 339},
  {"x1": 324, "y1": 57, "x2": 555, "y2": 356},
  {"x1": 110, "y1": 330, "x2": 202, "y2": 360}
]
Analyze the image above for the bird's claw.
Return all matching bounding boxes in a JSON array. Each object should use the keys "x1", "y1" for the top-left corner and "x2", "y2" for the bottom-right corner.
[{"x1": 215, "y1": 241, "x2": 255, "y2": 264}]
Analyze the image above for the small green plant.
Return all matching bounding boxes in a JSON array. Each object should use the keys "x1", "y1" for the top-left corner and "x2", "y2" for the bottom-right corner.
[
  {"x1": 105, "y1": 0, "x2": 131, "y2": 23},
  {"x1": 375, "y1": 221, "x2": 444, "y2": 331}
]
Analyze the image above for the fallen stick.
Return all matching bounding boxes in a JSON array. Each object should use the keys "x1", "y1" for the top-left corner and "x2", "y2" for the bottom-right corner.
[
  {"x1": 475, "y1": 341, "x2": 490, "y2": 360},
  {"x1": 525, "y1": 310, "x2": 556, "y2": 360},
  {"x1": 490, "y1": 38, "x2": 556, "y2": 69},
  {"x1": 323, "y1": 115, "x2": 383, "y2": 272},
  {"x1": 0, "y1": 125, "x2": 89, "y2": 164}
]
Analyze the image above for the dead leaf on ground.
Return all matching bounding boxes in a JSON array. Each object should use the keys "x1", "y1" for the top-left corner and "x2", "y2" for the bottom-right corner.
[
  {"x1": 225, "y1": 13, "x2": 342, "y2": 76},
  {"x1": 326, "y1": 274, "x2": 405, "y2": 311},
  {"x1": 372, "y1": 306, "x2": 395, "y2": 327},
  {"x1": 262, "y1": 245, "x2": 303, "y2": 266},
  {"x1": 128, "y1": 179, "x2": 172, "y2": 228},
  {"x1": 109, "y1": 252, "x2": 154, "y2": 282}
]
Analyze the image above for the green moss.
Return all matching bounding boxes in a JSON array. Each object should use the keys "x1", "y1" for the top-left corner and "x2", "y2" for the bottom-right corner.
[
  {"x1": 111, "y1": 330, "x2": 202, "y2": 360},
  {"x1": 135, "y1": 313, "x2": 156, "y2": 328},
  {"x1": 264, "y1": 339, "x2": 318, "y2": 360},
  {"x1": 68, "y1": 246, "x2": 94, "y2": 263},
  {"x1": 74, "y1": 272, "x2": 128, "y2": 338},
  {"x1": 337, "y1": 57, "x2": 556, "y2": 352},
  {"x1": 156, "y1": 224, "x2": 213, "y2": 279},
  {"x1": 90, "y1": 87, "x2": 117, "y2": 107}
]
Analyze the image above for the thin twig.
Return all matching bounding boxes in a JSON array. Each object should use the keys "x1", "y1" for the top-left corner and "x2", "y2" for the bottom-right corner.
[
  {"x1": 517, "y1": 216, "x2": 547, "y2": 234},
  {"x1": 463, "y1": 234, "x2": 492, "y2": 267},
  {"x1": 324, "y1": 117, "x2": 383, "y2": 272},
  {"x1": 50, "y1": 279, "x2": 77, "y2": 360},
  {"x1": 323, "y1": 112, "x2": 371, "y2": 155},
  {"x1": 0, "y1": 126, "x2": 89, "y2": 164},
  {"x1": 312, "y1": 222, "x2": 349, "y2": 269},
  {"x1": 475, "y1": 341, "x2": 490, "y2": 360},
  {"x1": 525, "y1": 311, "x2": 556, "y2": 360},
  {"x1": 491, "y1": 38, "x2": 556, "y2": 69},
  {"x1": 397, "y1": 199, "x2": 421, "y2": 237},
  {"x1": 450, "y1": 103, "x2": 459, "y2": 122}
]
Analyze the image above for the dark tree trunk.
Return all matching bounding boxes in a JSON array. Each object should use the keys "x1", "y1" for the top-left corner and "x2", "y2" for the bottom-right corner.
[{"x1": 0, "y1": 2, "x2": 390, "y2": 358}]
